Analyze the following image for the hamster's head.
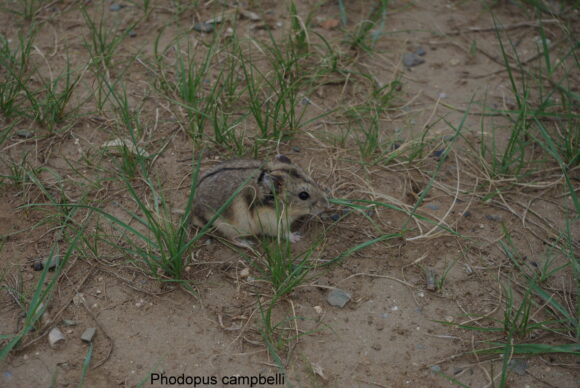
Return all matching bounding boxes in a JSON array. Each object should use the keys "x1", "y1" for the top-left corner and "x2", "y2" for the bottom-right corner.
[{"x1": 260, "y1": 154, "x2": 330, "y2": 219}]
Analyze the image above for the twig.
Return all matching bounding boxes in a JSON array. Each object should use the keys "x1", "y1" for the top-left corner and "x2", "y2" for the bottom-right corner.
[
  {"x1": 339, "y1": 272, "x2": 416, "y2": 288},
  {"x1": 446, "y1": 19, "x2": 560, "y2": 36}
]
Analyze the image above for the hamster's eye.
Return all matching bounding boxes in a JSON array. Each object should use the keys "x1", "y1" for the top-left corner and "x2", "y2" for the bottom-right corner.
[{"x1": 298, "y1": 191, "x2": 310, "y2": 200}]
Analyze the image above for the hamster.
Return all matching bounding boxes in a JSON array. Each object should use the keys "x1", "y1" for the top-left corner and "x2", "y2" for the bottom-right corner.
[{"x1": 192, "y1": 154, "x2": 329, "y2": 247}]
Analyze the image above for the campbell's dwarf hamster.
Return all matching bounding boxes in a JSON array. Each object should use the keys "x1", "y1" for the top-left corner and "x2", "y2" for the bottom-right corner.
[{"x1": 192, "y1": 154, "x2": 329, "y2": 246}]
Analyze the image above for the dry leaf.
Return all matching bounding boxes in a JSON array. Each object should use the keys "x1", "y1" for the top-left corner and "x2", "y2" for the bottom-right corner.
[
  {"x1": 311, "y1": 362, "x2": 327, "y2": 380},
  {"x1": 102, "y1": 138, "x2": 149, "y2": 157},
  {"x1": 239, "y1": 9, "x2": 261, "y2": 21}
]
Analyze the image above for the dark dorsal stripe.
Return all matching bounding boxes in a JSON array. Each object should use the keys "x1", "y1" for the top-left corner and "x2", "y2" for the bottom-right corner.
[{"x1": 198, "y1": 166, "x2": 259, "y2": 184}]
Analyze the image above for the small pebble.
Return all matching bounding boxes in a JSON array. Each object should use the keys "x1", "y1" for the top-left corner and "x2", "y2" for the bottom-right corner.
[
  {"x1": 128, "y1": 30, "x2": 137, "y2": 38},
  {"x1": 109, "y1": 3, "x2": 124, "y2": 11},
  {"x1": 403, "y1": 52, "x2": 425, "y2": 67},
  {"x1": 48, "y1": 327, "x2": 65, "y2": 347},
  {"x1": 31, "y1": 256, "x2": 60, "y2": 272},
  {"x1": 508, "y1": 359, "x2": 528, "y2": 376},
  {"x1": 392, "y1": 143, "x2": 401, "y2": 150},
  {"x1": 327, "y1": 288, "x2": 351, "y2": 308},
  {"x1": 62, "y1": 319, "x2": 77, "y2": 327},
  {"x1": 426, "y1": 203, "x2": 439, "y2": 210},
  {"x1": 415, "y1": 47, "x2": 426, "y2": 56},
  {"x1": 32, "y1": 261, "x2": 43, "y2": 271},
  {"x1": 330, "y1": 213, "x2": 340, "y2": 222},
  {"x1": 485, "y1": 214, "x2": 501, "y2": 222},
  {"x1": 193, "y1": 22, "x2": 214, "y2": 33},
  {"x1": 16, "y1": 129, "x2": 34, "y2": 138},
  {"x1": 300, "y1": 97, "x2": 312, "y2": 105},
  {"x1": 292, "y1": 146, "x2": 301, "y2": 153},
  {"x1": 81, "y1": 327, "x2": 96, "y2": 343},
  {"x1": 462, "y1": 210, "x2": 472, "y2": 217},
  {"x1": 430, "y1": 365, "x2": 442, "y2": 373},
  {"x1": 313, "y1": 306, "x2": 323, "y2": 314},
  {"x1": 432, "y1": 149, "x2": 444, "y2": 158}
]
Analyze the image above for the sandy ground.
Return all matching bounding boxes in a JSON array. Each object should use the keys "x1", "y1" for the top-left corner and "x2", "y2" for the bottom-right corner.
[{"x1": 1, "y1": 0, "x2": 578, "y2": 387}]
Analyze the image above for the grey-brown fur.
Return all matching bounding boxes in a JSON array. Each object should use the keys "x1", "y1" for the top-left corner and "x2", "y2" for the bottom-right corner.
[{"x1": 192, "y1": 155, "x2": 329, "y2": 246}]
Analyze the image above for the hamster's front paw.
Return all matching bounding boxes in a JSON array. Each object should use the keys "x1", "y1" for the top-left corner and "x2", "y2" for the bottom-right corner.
[{"x1": 288, "y1": 232, "x2": 302, "y2": 243}]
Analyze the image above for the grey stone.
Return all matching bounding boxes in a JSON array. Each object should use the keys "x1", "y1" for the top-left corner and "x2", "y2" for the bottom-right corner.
[
  {"x1": 16, "y1": 129, "x2": 34, "y2": 138},
  {"x1": 193, "y1": 22, "x2": 214, "y2": 33},
  {"x1": 415, "y1": 47, "x2": 426, "y2": 56},
  {"x1": 81, "y1": 327, "x2": 96, "y2": 343},
  {"x1": 31, "y1": 256, "x2": 60, "y2": 271},
  {"x1": 508, "y1": 359, "x2": 528, "y2": 376},
  {"x1": 403, "y1": 52, "x2": 425, "y2": 67},
  {"x1": 327, "y1": 288, "x2": 351, "y2": 308},
  {"x1": 110, "y1": 3, "x2": 124, "y2": 11},
  {"x1": 48, "y1": 327, "x2": 65, "y2": 347}
]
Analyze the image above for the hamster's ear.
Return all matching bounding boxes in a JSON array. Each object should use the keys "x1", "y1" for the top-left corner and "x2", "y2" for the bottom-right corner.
[
  {"x1": 259, "y1": 171, "x2": 283, "y2": 192},
  {"x1": 275, "y1": 154, "x2": 292, "y2": 164}
]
